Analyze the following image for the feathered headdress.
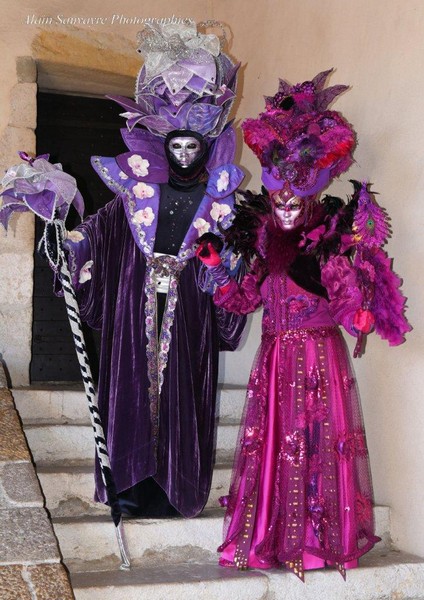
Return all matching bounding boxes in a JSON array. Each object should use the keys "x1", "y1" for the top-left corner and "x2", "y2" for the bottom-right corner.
[{"x1": 242, "y1": 69, "x2": 355, "y2": 196}]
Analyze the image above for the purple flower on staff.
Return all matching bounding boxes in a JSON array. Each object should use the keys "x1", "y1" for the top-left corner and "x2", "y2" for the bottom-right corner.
[{"x1": 0, "y1": 154, "x2": 84, "y2": 229}]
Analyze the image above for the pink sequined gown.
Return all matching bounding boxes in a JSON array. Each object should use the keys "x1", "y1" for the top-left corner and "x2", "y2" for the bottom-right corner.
[{"x1": 215, "y1": 267, "x2": 379, "y2": 575}]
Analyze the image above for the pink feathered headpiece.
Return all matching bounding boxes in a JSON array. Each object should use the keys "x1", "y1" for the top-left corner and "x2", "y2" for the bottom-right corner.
[{"x1": 242, "y1": 69, "x2": 356, "y2": 196}]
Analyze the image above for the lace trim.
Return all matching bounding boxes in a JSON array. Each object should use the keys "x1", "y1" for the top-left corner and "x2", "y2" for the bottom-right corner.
[{"x1": 144, "y1": 255, "x2": 186, "y2": 445}]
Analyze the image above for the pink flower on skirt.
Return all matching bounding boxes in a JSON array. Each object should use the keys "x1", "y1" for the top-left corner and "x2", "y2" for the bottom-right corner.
[
  {"x1": 281, "y1": 431, "x2": 307, "y2": 467},
  {"x1": 242, "y1": 426, "x2": 263, "y2": 456},
  {"x1": 336, "y1": 430, "x2": 368, "y2": 460}
]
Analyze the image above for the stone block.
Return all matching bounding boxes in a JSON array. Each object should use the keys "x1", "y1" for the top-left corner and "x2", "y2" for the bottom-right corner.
[
  {"x1": 27, "y1": 564, "x2": 74, "y2": 600},
  {"x1": 9, "y1": 83, "x2": 37, "y2": 129},
  {"x1": 0, "y1": 126, "x2": 35, "y2": 171},
  {"x1": 0, "y1": 211, "x2": 35, "y2": 254},
  {"x1": 0, "y1": 390, "x2": 30, "y2": 462},
  {"x1": 0, "y1": 462, "x2": 43, "y2": 508},
  {"x1": 24, "y1": 424, "x2": 96, "y2": 463},
  {"x1": 0, "y1": 311, "x2": 32, "y2": 389},
  {"x1": 1, "y1": 353, "x2": 31, "y2": 389},
  {"x1": 0, "y1": 564, "x2": 74, "y2": 600},
  {"x1": 13, "y1": 388, "x2": 91, "y2": 424},
  {"x1": 217, "y1": 385, "x2": 246, "y2": 422},
  {"x1": 12, "y1": 388, "x2": 66, "y2": 423},
  {"x1": 0, "y1": 565, "x2": 31, "y2": 600},
  {"x1": 0, "y1": 507, "x2": 60, "y2": 564},
  {"x1": 16, "y1": 56, "x2": 37, "y2": 83},
  {"x1": 0, "y1": 253, "x2": 33, "y2": 304},
  {"x1": 0, "y1": 362, "x2": 8, "y2": 388},
  {"x1": 71, "y1": 562, "x2": 268, "y2": 600}
]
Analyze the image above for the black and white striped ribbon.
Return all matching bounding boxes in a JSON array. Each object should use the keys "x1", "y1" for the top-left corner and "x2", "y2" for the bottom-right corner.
[{"x1": 43, "y1": 220, "x2": 131, "y2": 570}]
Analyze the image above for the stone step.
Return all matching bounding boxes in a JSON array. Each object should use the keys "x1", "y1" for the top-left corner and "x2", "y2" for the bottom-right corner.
[
  {"x1": 71, "y1": 561, "x2": 268, "y2": 600},
  {"x1": 36, "y1": 460, "x2": 232, "y2": 516},
  {"x1": 22, "y1": 421, "x2": 239, "y2": 464},
  {"x1": 52, "y1": 505, "x2": 391, "y2": 567},
  {"x1": 69, "y1": 549, "x2": 424, "y2": 600},
  {"x1": 12, "y1": 385, "x2": 246, "y2": 425}
]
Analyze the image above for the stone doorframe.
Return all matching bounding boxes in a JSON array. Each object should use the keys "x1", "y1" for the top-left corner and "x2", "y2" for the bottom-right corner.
[{"x1": 0, "y1": 39, "x2": 137, "y2": 386}]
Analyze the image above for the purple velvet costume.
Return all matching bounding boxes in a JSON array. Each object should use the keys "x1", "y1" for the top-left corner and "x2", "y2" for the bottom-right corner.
[{"x1": 65, "y1": 160, "x2": 246, "y2": 518}]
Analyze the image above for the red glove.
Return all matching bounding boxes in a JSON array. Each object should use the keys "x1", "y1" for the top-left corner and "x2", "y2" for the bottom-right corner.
[
  {"x1": 353, "y1": 308, "x2": 375, "y2": 334},
  {"x1": 195, "y1": 241, "x2": 221, "y2": 267}
]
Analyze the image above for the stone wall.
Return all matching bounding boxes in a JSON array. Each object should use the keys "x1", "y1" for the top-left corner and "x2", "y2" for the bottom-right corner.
[
  {"x1": 0, "y1": 362, "x2": 74, "y2": 599},
  {"x1": 0, "y1": 57, "x2": 37, "y2": 386},
  {"x1": 0, "y1": 38, "x2": 136, "y2": 387}
]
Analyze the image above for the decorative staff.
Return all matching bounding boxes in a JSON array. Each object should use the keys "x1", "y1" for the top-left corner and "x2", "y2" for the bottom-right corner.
[{"x1": 0, "y1": 152, "x2": 131, "y2": 570}]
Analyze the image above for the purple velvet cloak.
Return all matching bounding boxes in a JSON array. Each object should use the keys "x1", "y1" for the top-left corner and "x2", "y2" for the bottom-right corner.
[{"x1": 65, "y1": 166, "x2": 246, "y2": 517}]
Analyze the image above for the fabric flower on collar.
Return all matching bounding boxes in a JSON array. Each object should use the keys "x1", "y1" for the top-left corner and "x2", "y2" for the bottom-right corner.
[
  {"x1": 133, "y1": 182, "x2": 155, "y2": 199},
  {"x1": 216, "y1": 169, "x2": 230, "y2": 192},
  {"x1": 193, "y1": 218, "x2": 211, "y2": 236},
  {"x1": 210, "y1": 201, "x2": 231, "y2": 222},
  {"x1": 133, "y1": 206, "x2": 155, "y2": 226},
  {"x1": 127, "y1": 154, "x2": 150, "y2": 177}
]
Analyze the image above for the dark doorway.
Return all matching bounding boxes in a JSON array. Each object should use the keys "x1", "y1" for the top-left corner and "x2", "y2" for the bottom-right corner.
[{"x1": 31, "y1": 92, "x2": 127, "y2": 382}]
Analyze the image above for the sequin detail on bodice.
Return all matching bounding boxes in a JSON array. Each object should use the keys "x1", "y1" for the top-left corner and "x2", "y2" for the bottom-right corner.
[
  {"x1": 260, "y1": 273, "x2": 335, "y2": 335},
  {"x1": 154, "y1": 183, "x2": 206, "y2": 254}
]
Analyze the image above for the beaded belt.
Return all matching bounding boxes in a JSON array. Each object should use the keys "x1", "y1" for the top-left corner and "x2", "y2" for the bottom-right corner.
[
  {"x1": 149, "y1": 252, "x2": 186, "y2": 294},
  {"x1": 262, "y1": 325, "x2": 339, "y2": 344}
]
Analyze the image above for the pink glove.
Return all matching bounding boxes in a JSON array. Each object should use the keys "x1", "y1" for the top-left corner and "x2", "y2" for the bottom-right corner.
[
  {"x1": 352, "y1": 309, "x2": 375, "y2": 358},
  {"x1": 196, "y1": 242, "x2": 222, "y2": 267},
  {"x1": 353, "y1": 308, "x2": 375, "y2": 334}
]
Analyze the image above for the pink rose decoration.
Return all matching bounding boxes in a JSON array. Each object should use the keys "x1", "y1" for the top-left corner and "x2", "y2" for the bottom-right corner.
[
  {"x1": 210, "y1": 201, "x2": 231, "y2": 222},
  {"x1": 133, "y1": 182, "x2": 155, "y2": 199},
  {"x1": 127, "y1": 154, "x2": 150, "y2": 177},
  {"x1": 353, "y1": 308, "x2": 375, "y2": 334},
  {"x1": 79, "y1": 260, "x2": 93, "y2": 284},
  {"x1": 193, "y1": 218, "x2": 211, "y2": 236},
  {"x1": 133, "y1": 206, "x2": 155, "y2": 226},
  {"x1": 216, "y1": 169, "x2": 230, "y2": 192}
]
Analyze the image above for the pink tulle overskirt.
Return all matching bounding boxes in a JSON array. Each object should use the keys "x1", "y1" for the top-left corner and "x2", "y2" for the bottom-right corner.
[{"x1": 219, "y1": 326, "x2": 379, "y2": 575}]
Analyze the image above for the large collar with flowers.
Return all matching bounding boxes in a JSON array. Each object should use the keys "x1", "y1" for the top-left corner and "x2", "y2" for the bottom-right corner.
[{"x1": 91, "y1": 154, "x2": 243, "y2": 260}]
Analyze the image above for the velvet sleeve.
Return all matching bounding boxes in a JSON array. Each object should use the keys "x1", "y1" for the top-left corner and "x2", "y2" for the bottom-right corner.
[
  {"x1": 214, "y1": 269, "x2": 263, "y2": 316},
  {"x1": 62, "y1": 202, "x2": 112, "y2": 329},
  {"x1": 213, "y1": 262, "x2": 247, "y2": 351},
  {"x1": 321, "y1": 255, "x2": 363, "y2": 337}
]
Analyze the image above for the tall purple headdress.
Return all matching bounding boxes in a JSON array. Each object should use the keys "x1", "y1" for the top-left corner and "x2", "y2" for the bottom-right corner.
[
  {"x1": 100, "y1": 19, "x2": 240, "y2": 178},
  {"x1": 110, "y1": 23, "x2": 236, "y2": 141}
]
